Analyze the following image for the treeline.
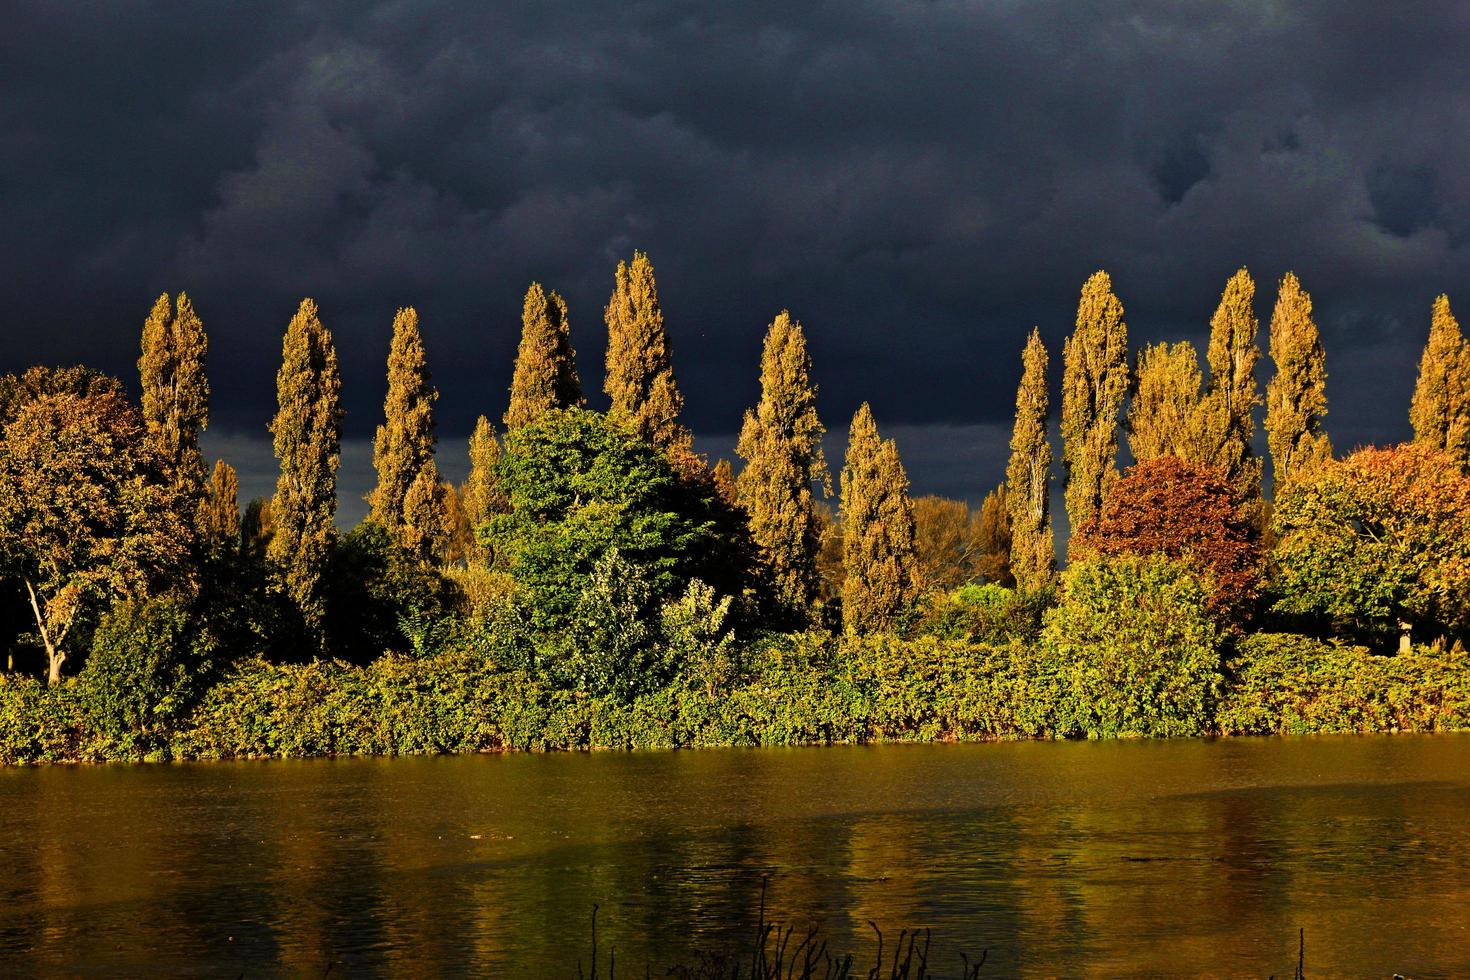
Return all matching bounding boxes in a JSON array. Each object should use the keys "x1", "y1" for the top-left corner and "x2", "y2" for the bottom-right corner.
[{"x1": 2, "y1": 255, "x2": 1469, "y2": 761}]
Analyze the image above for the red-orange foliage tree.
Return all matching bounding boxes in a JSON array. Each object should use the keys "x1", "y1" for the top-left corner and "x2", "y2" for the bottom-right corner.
[{"x1": 1073, "y1": 456, "x2": 1262, "y2": 621}]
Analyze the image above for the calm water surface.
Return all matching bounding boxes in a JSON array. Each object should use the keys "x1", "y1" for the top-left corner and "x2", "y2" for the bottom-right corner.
[{"x1": 2, "y1": 736, "x2": 1469, "y2": 976}]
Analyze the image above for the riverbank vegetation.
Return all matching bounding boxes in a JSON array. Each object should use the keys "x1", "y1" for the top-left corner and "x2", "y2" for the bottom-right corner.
[{"x1": 4, "y1": 257, "x2": 1470, "y2": 763}]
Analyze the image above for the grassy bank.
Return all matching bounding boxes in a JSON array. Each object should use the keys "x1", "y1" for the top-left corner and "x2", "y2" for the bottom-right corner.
[{"x1": 3, "y1": 631, "x2": 1468, "y2": 764}]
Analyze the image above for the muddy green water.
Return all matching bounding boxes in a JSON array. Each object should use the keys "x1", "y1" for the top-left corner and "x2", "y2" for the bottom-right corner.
[{"x1": 2, "y1": 736, "x2": 1469, "y2": 976}]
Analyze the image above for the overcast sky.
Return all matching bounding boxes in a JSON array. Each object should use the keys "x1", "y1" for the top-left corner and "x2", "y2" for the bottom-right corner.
[{"x1": 5, "y1": 2, "x2": 1468, "y2": 523}]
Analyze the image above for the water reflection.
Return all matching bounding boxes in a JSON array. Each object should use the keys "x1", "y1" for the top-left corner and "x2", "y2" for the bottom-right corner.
[{"x1": 2, "y1": 736, "x2": 1469, "y2": 974}]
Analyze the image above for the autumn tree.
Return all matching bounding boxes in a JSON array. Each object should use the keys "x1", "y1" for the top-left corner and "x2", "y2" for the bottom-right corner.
[
  {"x1": 1409, "y1": 294, "x2": 1470, "y2": 467},
  {"x1": 1265, "y1": 272, "x2": 1332, "y2": 486},
  {"x1": 400, "y1": 458, "x2": 451, "y2": 563},
  {"x1": 460, "y1": 415, "x2": 505, "y2": 563},
  {"x1": 711, "y1": 458, "x2": 738, "y2": 507},
  {"x1": 1008, "y1": 327, "x2": 1055, "y2": 591},
  {"x1": 912, "y1": 496, "x2": 983, "y2": 591},
  {"x1": 604, "y1": 251, "x2": 692, "y2": 454},
  {"x1": 839, "y1": 404, "x2": 918, "y2": 632},
  {"x1": 504, "y1": 283, "x2": 584, "y2": 431},
  {"x1": 1272, "y1": 443, "x2": 1470, "y2": 646},
  {"x1": 1072, "y1": 457, "x2": 1262, "y2": 623},
  {"x1": 974, "y1": 484, "x2": 1013, "y2": 587},
  {"x1": 368, "y1": 307, "x2": 443, "y2": 554},
  {"x1": 1197, "y1": 268, "x2": 1262, "y2": 506},
  {"x1": 201, "y1": 459, "x2": 240, "y2": 553},
  {"x1": 1128, "y1": 341, "x2": 1205, "y2": 464},
  {"x1": 268, "y1": 298, "x2": 343, "y2": 645},
  {"x1": 0, "y1": 390, "x2": 190, "y2": 685},
  {"x1": 1062, "y1": 272, "x2": 1129, "y2": 539},
  {"x1": 735, "y1": 311, "x2": 830, "y2": 612},
  {"x1": 138, "y1": 291, "x2": 210, "y2": 507}
]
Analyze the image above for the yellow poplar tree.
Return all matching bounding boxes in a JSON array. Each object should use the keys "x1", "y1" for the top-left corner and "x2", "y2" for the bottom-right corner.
[
  {"x1": 268, "y1": 298, "x2": 343, "y2": 643},
  {"x1": 735, "y1": 311, "x2": 830, "y2": 612},
  {"x1": 1061, "y1": 272, "x2": 1129, "y2": 538},
  {"x1": 1006, "y1": 327, "x2": 1055, "y2": 591},
  {"x1": 1265, "y1": 272, "x2": 1332, "y2": 486},
  {"x1": 368, "y1": 307, "x2": 440, "y2": 550},
  {"x1": 201, "y1": 459, "x2": 240, "y2": 552},
  {"x1": 138, "y1": 291, "x2": 210, "y2": 506},
  {"x1": 460, "y1": 415, "x2": 505, "y2": 563},
  {"x1": 1410, "y1": 294, "x2": 1470, "y2": 467},
  {"x1": 1198, "y1": 268, "x2": 1262, "y2": 505},
  {"x1": 604, "y1": 251, "x2": 692, "y2": 454},
  {"x1": 840, "y1": 403, "x2": 917, "y2": 633},
  {"x1": 401, "y1": 458, "x2": 451, "y2": 563},
  {"x1": 505, "y1": 283, "x2": 584, "y2": 431},
  {"x1": 1127, "y1": 341, "x2": 1205, "y2": 464}
]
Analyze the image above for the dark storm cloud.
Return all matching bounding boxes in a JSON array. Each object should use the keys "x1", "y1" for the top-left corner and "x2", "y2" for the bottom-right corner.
[{"x1": 6, "y1": 1, "x2": 1470, "y2": 520}]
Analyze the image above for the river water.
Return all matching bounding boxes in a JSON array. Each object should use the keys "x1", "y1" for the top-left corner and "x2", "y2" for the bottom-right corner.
[{"x1": 2, "y1": 736, "x2": 1468, "y2": 976}]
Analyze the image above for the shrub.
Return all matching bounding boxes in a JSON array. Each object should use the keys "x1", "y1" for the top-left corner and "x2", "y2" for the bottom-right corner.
[
  {"x1": 1040, "y1": 555, "x2": 1224, "y2": 737},
  {"x1": 916, "y1": 582, "x2": 1051, "y2": 644}
]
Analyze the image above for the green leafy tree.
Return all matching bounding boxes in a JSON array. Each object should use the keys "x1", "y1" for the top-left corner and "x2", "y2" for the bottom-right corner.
[
  {"x1": 504, "y1": 283, "x2": 584, "y2": 431},
  {"x1": 839, "y1": 403, "x2": 918, "y2": 633},
  {"x1": 0, "y1": 390, "x2": 191, "y2": 685},
  {"x1": 1041, "y1": 554, "x2": 1224, "y2": 737},
  {"x1": 1270, "y1": 443, "x2": 1470, "y2": 645},
  {"x1": 268, "y1": 298, "x2": 343, "y2": 647},
  {"x1": 368, "y1": 307, "x2": 440, "y2": 550},
  {"x1": 1007, "y1": 327, "x2": 1055, "y2": 591},
  {"x1": 138, "y1": 292, "x2": 210, "y2": 508},
  {"x1": 1198, "y1": 268, "x2": 1263, "y2": 507},
  {"x1": 1062, "y1": 272, "x2": 1129, "y2": 540},
  {"x1": 1265, "y1": 272, "x2": 1332, "y2": 486},
  {"x1": 735, "y1": 311, "x2": 830, "y2": 613},
  {"x1": 604, "y1": 251, "x2": 692, "y2": 454},
  {"x1": 1409, "y1": 294, "x2": 1470, "y2": 466}
]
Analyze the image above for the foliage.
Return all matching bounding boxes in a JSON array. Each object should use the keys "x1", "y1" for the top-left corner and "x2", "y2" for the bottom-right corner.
[
  {"x1": 1127, "y1": 340, "x2": 1205, "y2": 464},
  {"x1": 1218, "y1": 633, "x2": 1470, "y2": 735},
  {"x1": 459, "y1": 415, "x2": 505, "y2": 563},
  {"x1": 138, "y1": 292, "x2": 210, "y2": 507},
  {"x1": 973, "y1": 484, "x2": 1012, "y2": 586},
  {"x1": 504, "y1": 282, "x2": 584, "y2": 431},
  {"x1": 1061, "y1": 271, "x2": 1129, "y2": 539},
  {"x1": 1265, "y1": 272, "x2": 1332, "y2": 487},
  {"x1": 735, "y1": 311, "x2": 830, "y2": 613},
  {"x1": 604, "y1": 250, "x2": 691, "y2": 454},
  {"x1": 914, "y1": 582, "x2": 1052, "y2": 646},
  {"x1": 78, "y1": 595, "x2": 216, "y2": 754},
  {"x1": 268, "y1": 298, "x2": 343, "y2": 647},
  {"x1": 0, "y1": 389, "x2": 192, "y2": 685},
  {"x1": 1270, "y1": 443, "x2": 1470, "y2": 644},
  {"x1": 1409, "y1": 294, "x2": 1470, "y2": 466},
  {"x1": 1006, "y1": 327, "x2": 1055, "y2": 592},
  {"x1": 662, "y1": 578, "x2": 736, "y2": 697},
  {"x1": 911, "y1": 496, "x2": 982, "y2": 592},
  {"x1": 1073, "y1": 457, "x2": 1262, "y2": 622},
  {"x1": 0, "y1": 365, "x2": 124, "y2": 423},
  {"x1": 839, "y1": 403, "x2": 918, "y2": 633},
  {"x1": 1040, "y1": 555, "x2": 1225, "y2": 737},
  {"x1": 368, "y1": 306, "x2": 440, "y2": 552},
  {"x1": 201, "y1": 459, "x2": 240, "y2": 554},
  {"x1": 325, "y1": 522, "x2": 459, "y2": 663},
  {"x1": 1198, "y1": 268, "x2": 1263, "y2": 508}
]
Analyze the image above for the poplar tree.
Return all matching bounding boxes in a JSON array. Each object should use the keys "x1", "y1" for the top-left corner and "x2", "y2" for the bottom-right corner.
[
  {"x1": 1006, "y1": 327, "x2": 1055, "y2": 592},
  {"x1": 504, "y1": 283, "x2": 584, "y2": 430},
  {"x1": 368, "y1": 307, "x2": 439, "y2": 548},
  {"x1": 138, "y1": 291, "x2": 210, "y2": 504},
  {"x1": 401, "y1": 458, "x2": 450, "y2": 563},
  {"x1": 1061, "y1": 272, "x2": 1129, "y2": 537},
  {"x1": 201, "y1": 459, "x2": 240, "y2": 553},
  {"x1": 1198, "y1": 268, "x2": 1262, "y2": 505},
  {"x1": 604, "y1": 251, "x2": 692, "y2": 453},
  {"x1": 1265, "y1": 272, "x2": 1332, "y2": 486},
  {"x1": 711, "y1": 458, "x2": 738, "y2": 507},
  {"x1": 1128, "y1": 341, "x2": 1205, "y2": 464},
  {"x1": 268, "y1": 298, "x2": 343, "y2": 643},
  {"x1": 460, "y1": 415, "x2": 505, "y2": 563},
  {"x1": 1410, "y1": 294, "x2": 1470, "y2": 466},
  {"x1": 840, "y1": 403, "x2": 917, "y2": 633},
  {"x1": 735, "y1": 311, "x2": 829, "y2": 612},
  {"x1": 974, "y1": 484, "x2": 1013, "y2": 587}
]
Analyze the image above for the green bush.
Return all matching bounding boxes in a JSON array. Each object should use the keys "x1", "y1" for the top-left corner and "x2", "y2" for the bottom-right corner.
[
  {"x1": 78, "y1": 595, "x2": 216, "y2": 756},
  {"x1": 916, "y1": 582, "x2": 1052, "y2": 644},
  {"x1": 1039, "y1": 555, "x2": 1224, "y2": 738},
  {"x1": 1218, "y1": 632, "x2": 1470, "y2": 735}
]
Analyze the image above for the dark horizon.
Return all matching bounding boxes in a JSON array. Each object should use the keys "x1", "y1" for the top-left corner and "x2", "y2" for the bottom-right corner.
[{"x1": 5, "y1": 2, "x2": 1466, "y2": 521}]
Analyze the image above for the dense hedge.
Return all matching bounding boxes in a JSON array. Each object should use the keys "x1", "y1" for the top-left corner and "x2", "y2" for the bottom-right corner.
[{"x1": 4, "y1": 630, "x2": 1469, "y2": 764}]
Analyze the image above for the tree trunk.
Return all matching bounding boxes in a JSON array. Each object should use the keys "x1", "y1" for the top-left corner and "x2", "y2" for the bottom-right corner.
[{"x1": 23, "y1": 579, "x2": 64, "y2": 686}]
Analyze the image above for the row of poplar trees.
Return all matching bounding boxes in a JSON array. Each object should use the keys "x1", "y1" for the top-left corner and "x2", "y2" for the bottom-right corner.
[
  {"x1": 1001, "y1": 268, "x2": 1470, "y2": 595},
  {"x1": 140, "y1": 252, "x2": 921, "y2": 648}
]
